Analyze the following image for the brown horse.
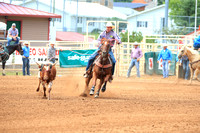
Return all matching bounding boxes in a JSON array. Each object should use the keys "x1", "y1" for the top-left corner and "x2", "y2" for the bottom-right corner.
[
  {"x1": 81, "y1": 38, "x2": 113, "y2": 98},
  {"x1": 178, "y1": 46, "x2": 200, "y2": 84}
]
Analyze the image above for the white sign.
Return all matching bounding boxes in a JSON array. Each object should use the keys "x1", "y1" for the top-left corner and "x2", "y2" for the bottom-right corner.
[{"x1": 14, "y1": 47, "x2": 59, "y2": 64}]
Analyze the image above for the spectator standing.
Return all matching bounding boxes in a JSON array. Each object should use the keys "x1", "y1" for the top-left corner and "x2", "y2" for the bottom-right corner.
[
  {"x1": 22, "y1": 41, "x2": 30, "y2": 76},
  {"x1": 157, "y1": 44, "x2": 172, "y2": 78},
  {"x1": 127, "y1": 42, "x2": 143, "y2": 78}
]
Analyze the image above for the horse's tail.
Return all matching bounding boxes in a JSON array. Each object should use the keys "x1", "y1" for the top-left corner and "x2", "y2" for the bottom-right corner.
[{"x1": 0, "y1": 52, "x2": 9, "y2": 62}]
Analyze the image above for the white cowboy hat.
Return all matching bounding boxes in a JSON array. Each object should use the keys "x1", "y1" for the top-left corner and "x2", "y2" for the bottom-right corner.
[
  {"x1": 106, "y1": 22, "x2": 114, "y2": 28},
  {"x1": 23, "y1": 41, "x2": 29, "y2": 45},
  {"x1": 163, "y1": 44, "x2": 168, "y2": 47},
  {"x1": 12, "y1": 23, "x2": 16, "y2": 26},
  {"x1": 49, "y1": 41, "x2": 56, "y2": 45},
  {"x1": 133, "y1": 42, "x2": 139, "y2": 45}
]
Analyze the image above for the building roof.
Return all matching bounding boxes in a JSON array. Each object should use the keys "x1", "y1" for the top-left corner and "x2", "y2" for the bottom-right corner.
[
  {"x1": 113, "y1": 7, "x2": 138, "y2": 16},
  {"x1": 0, "y1": 2, "x2": 61, "y2": 18},
  {"x1": 132, "y1": 0, "x2": 147, "y2": 4},
  {"x1": 39, "y1": 1, "x2": 127, "y2": 20},
  {"x1": 56, "y1": 31, "x2": 94, "y2": 42},
  {"x1": 127, "y1": 4, "x2": 165, "y2": 18},
  {"x1": 113, "y1": 2, "x2": 147, "y2": 9}
]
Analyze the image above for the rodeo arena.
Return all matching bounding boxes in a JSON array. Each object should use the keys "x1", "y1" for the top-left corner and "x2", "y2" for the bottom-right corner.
[{"x1": 0, "y1": 0, "x2": 200, "y2": 132}]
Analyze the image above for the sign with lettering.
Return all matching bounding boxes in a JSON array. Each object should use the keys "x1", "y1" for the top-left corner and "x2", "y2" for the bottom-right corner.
[
  {"x1": 14, "y1": 47, "x2": 59, "y2": 64},
  {"x1": 59, "y1": 49, "x2": 96, "y2": 68}
]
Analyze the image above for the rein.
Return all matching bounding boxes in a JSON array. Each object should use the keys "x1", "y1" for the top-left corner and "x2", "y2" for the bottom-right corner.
[{"x1": 190, "y1": 59, "x2": 200, "y2": 69}]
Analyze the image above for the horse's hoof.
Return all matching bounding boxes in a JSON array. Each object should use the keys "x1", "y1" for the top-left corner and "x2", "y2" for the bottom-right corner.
[
  {"x1": 101, "y1": 87, "x2": 106, "y2": 92},
  {"x1": 36, "y1": 88, "x2": 39, "y2": 92},
  {"x1": 42, "y1": 96, "x2": 47, "y2": 99},
  {"x1": 94, "y1": 95, "x2": 99, "y2": 98},
  {"x1": 2, "y1": 73, "x2": 6, "y2": 76},
  {"x1": 80, "y1": 93, "x2": 87, "y2": 97},
  {"x1": 90, "y1": 89, "x2": 94, "y2": 95}
]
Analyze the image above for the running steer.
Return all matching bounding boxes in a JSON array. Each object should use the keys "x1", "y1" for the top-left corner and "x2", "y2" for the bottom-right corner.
[{"x1": 36, "y1": 62, "x2": 57, "y2": 100}]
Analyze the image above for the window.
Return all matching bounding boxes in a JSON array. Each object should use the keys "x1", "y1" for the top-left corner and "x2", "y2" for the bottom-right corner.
[
  {"x1": 77, "y1": 17, "x2": 82, "y2": 24},
  {"x1": 52, "y1": 18, "x2": 61, "y2": 22},
  {"x1": 105, "y1": 0, "x2": 108, "y2": 6},
  {"x1": 87, "y1": 18, "x2": 95, "y2": 26},
  {"x1": 136, "y1": 21, "x2": 148, "y2": 28}
]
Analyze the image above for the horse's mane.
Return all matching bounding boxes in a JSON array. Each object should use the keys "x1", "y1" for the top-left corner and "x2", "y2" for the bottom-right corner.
[{"x1": 185, "y1": 46, "x2": 199, "y2": 55}]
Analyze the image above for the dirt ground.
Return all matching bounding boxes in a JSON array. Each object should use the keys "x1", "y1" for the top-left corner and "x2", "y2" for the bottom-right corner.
[{"x1": 0, "y1": 75, "x2": 200, "y2": 133}]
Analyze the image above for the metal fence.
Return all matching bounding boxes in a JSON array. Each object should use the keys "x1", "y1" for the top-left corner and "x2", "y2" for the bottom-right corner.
[{"x1": 0, "y1": 35, "x2": 195, "y2": 76}]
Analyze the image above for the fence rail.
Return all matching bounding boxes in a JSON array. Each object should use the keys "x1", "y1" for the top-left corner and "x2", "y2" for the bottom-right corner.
[{"x1": 0, "y1": 35, "x2": 196, "y2": 76}]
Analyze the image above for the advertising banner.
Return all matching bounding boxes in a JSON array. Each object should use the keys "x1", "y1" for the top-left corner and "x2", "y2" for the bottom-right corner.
[{"x1": 59, "y1": 49, "x2": 96, "y2": 68}]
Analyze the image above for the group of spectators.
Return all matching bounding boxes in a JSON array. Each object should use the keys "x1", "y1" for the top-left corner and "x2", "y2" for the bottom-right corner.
[
  {"x1": 6, "y1": 23, "x2": 59, "y2": 76},
  {"x1": 5, "y1": 22, "x2": 190, "y2": 79}
]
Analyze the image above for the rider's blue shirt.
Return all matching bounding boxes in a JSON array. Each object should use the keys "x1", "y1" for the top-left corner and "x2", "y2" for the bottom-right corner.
[{"x1": 22, "y1": 46, "x2": 30, "y2": 57}]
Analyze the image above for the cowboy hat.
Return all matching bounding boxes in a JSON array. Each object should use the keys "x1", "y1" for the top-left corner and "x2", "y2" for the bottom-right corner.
[
  {"x1": 23, "y1": 41, "x2": 29, "y2": 45},
  {"x1": 133, "y1": 42, "x2": 139, "y2": 45},
  {"x1": 49, "y1": 41, "x2": 56, "y2": 45},
  {"x1": 163, "y1": 44, "x2": 168, "y2": 47},
  {"x1": 106, "y1": 22, "x2": 114, "y2": 28}
]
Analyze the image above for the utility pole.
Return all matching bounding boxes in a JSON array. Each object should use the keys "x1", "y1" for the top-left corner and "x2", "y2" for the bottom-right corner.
[
  {"x1": 165, "y1": 0, "x2": 169, "y2": 28},
  {"x1": 76, "y1": 0, "x2": 78, "y2": 32},
  {"x1": 63, "y1": 0, "x2": 65, "y2": 31},
  {"x1": 195, "y1": 0, "x2": 198, "y2": 36},
  {"x1": 53, "y1": 0, "x2": 55, "y2": 27}
]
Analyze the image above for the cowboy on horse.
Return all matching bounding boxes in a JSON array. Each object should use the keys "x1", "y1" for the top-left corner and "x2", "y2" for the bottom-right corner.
[{"x1": 83, "y1": 22, "x2": 121, "y2": 80}]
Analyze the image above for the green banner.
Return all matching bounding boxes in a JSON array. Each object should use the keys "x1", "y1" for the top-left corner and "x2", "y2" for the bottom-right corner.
[{"x1": 59, "y1": 49, "x2": 96, "y2": 68}]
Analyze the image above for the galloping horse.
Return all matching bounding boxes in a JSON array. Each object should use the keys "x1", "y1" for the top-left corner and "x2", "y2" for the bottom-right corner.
[
  {"x1": 178, "y1": 46, "x2": 200, "y2": 84},
  {"x1": 0, "y1": 43, "x2": 23, "y2": 76},
  {"x1": 81, "y1": 38, "x2": 113, "y2": 98}
]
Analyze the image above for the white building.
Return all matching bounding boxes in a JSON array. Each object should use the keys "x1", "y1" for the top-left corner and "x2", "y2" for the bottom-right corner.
[
  {"x1": 127, "y1": 5, "x2": 173, "y2": 36},
  {"x1": 18, "y1": 0, "x2": 126, "y2": 33}
]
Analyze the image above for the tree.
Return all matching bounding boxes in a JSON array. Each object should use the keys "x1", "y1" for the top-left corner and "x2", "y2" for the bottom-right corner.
[
  {"x1": 157, "y1": 0, "x2": 165, "y2": 5},
  {"x1": 120, "y1": 31, "x2": 143, "y2": 42},
  {"x1": 169, "y1": 0, "x2": 200, "y2": 27}
]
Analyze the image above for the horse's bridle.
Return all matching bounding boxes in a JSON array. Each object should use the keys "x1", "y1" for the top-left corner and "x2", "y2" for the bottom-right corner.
[{"x1": 17, "y1": 43, "x2": 24, "y2": 55}]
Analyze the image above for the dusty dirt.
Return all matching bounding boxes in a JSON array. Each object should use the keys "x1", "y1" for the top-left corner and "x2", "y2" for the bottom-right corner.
[{"x1": 0, "y1": 75, "x2": 200, "y2": 133}]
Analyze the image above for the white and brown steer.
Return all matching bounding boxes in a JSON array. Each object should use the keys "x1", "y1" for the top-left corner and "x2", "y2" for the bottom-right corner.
[{"x1": 36, "y1": 62, "x2": 56, "y2": 100}]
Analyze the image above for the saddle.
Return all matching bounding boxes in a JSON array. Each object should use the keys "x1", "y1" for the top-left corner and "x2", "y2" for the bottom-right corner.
[{"x1": 94, "y1": 53, "x2": 112, "y2": 69}]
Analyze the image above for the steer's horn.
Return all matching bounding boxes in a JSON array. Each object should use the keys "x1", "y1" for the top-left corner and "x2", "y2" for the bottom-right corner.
[
  {"x1": 52, "y1": 62, "x2": 57, "y2": 66},
  {"x1": 36, "y1": 62, "x2": 41, "y2": 67}
]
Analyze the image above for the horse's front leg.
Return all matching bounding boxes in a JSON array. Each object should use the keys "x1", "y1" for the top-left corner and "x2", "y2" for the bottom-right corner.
[
  {"x1": 95, "y1": 79, "x2": 104, "y2": 98},
  {"x1": 189, "y1": 66, "x2": 194, "y2": 85},
  {"x1": 101, "y1": 81, "x2": 107, "y2": 92},
  {"x1": 80, "y1": 76, "x2": 92, "y2": 97},
  {"x1": 90, "y1": 72, "x2": 97, "y2": 95},
  {"x1": 2, "y1": 62, "x2": 6, "y2": 76},
  {"x1": 194, "y1": 69, "x2": 200, "y2": 82}
]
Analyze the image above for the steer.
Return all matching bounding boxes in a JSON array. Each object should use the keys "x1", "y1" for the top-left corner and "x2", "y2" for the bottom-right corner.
[{"x1": 36, "y1": 62, "x2": 57, "y2": 100}]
